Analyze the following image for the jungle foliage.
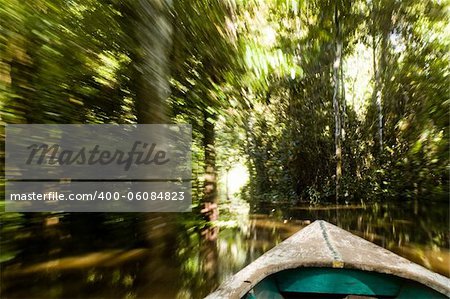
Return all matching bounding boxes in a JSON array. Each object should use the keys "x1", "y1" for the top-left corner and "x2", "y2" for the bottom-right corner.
[{"x1": 1, "y1": 0, "x2": 449, "y2": 206}]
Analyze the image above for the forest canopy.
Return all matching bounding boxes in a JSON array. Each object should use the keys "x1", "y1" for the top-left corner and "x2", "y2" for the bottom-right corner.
[{"x1": 1, "y1": 0, "x2": 449, "y2": 206}]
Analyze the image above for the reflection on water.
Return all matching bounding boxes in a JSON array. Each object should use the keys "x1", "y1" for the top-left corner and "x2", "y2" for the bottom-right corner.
[{"x1": 1, "y1": 201, "x2": 449, "y2": 298}]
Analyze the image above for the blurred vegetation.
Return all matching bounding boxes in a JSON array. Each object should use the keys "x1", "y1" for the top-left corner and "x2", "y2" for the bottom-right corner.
[
  {"x1": 1, "y1": 1, "x2": 449, "y2": 296},
  {"x1": 228, "y1": 0, "x2": 450, "y2": 204},
  {"x1": 0, "y1": 0, "x2": 449, "y2": 208}
]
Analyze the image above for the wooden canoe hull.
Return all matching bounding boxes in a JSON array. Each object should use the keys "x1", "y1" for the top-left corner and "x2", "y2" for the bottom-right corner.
[
  {"x1": 245, "y1": 267, "x2": 447, "y2": 298},
  {"x1": 206, "y1": 220, "x2": 450, "y2": 299}
]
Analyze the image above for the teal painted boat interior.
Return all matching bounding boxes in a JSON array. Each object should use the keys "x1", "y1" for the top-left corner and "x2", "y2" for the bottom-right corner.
[{"x1": 244, "y1": 268, "x2": 447, "y2": 299}]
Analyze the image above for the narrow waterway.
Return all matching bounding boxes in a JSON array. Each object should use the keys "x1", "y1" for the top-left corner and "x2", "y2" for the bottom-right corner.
[{"x1": 1, "y1": 201, "x2": 448, "y2": 298}]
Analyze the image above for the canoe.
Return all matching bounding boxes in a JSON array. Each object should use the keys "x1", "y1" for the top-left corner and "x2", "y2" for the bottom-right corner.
[{"x1": 206, "y1": 220, "x2": 450, "y2": 299}]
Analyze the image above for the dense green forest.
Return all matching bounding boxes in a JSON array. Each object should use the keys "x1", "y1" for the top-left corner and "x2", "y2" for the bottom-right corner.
[
  {"x1": 0, "y1": 0, "x2": 450, "y2": 209},
  {"x1": 1, "y1": 1, "x2": 449, "y2": 298},
  {"x1": 1, "y1": 0, "x2": 449, "y2": 206}
]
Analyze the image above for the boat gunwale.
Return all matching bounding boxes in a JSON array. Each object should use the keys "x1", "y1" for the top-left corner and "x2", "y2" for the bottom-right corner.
[
  {"x1": 205, "y1": 220, "x2": 450, "y2": 299},
  {"x1": 217, "y1": 261, "x2": 450, "y2": 299}
]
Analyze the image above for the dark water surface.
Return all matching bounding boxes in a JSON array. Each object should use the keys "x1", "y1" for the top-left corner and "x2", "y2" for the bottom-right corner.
[{"x1": 1, "y1": 201, "x2": 449, "y2": 299}]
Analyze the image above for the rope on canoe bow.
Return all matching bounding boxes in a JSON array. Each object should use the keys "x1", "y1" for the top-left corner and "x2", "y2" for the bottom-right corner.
[{"x1": 319, "y1": 220, "x2": 344, "y2": 268}]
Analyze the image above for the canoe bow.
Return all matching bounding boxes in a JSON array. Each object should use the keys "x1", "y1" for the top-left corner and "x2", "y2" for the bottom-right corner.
[{"x1": 206, "y1": 220, "x2": 450, "y2": 299}]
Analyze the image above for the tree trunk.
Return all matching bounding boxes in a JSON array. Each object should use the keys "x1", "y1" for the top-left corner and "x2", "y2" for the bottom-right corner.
[
  {"x1": 8, "y1": 39, "x2": 36, "y2": 124},
  {"x1": 371, "y1": 2, "x2": 384, "y2": 152},
  {"x1": 202, "y1": 111, "x2": 218, "y2": 221},
  {"x1": 333, "y1": 3, "x2": 342, "y2": 204},
  {"x1": 133, "y1": 0, "x2": 173, "y2": 124},
  {"x1": 372, "y1": 39, "x2": 383, "y2": 152},
  {"x1": 340, "y1": 54, "x2": 346, "y2": 142}
]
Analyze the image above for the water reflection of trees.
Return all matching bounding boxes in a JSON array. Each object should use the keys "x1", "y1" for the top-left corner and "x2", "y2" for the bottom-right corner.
[
  {"x1": 1, "y1": 204, "x2": 448, "y2": 298},
  {"x1": 255, "y1": 201, "x2": 449, "y2": 276}
]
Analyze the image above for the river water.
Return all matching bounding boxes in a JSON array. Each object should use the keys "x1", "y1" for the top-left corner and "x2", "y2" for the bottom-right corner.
[{"x1": 1, "y1": 201, "x2": 448, "y2": 298}]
